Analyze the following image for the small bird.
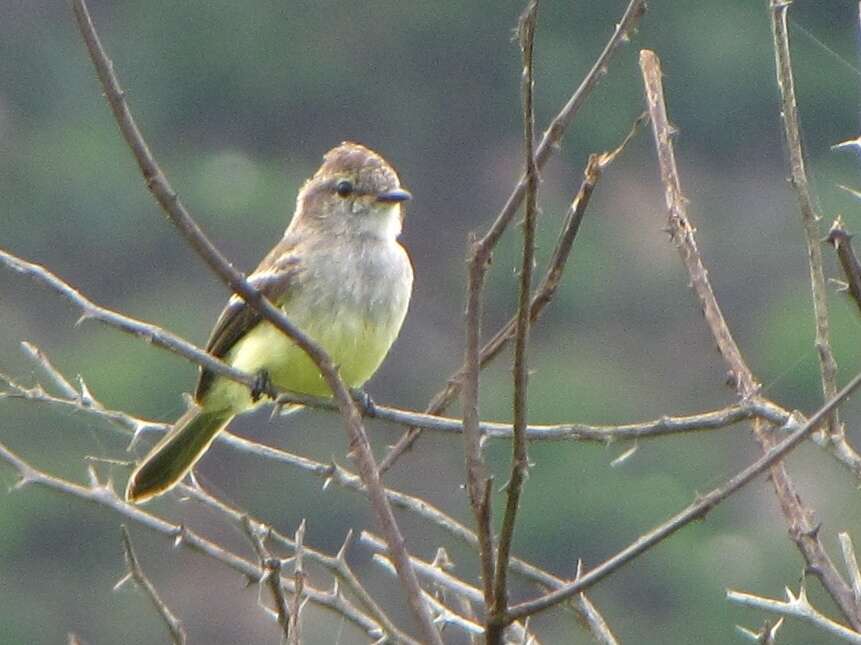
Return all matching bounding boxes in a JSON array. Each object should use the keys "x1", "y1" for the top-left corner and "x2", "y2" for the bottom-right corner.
[{"x1": 126, "y1": 142, "x2": 414, "y2": 503}]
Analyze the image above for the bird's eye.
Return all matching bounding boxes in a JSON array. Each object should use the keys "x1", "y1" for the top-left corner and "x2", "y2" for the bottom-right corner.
[{"x1": 335, "y1": 180, "x2": 354, "y2": 198}]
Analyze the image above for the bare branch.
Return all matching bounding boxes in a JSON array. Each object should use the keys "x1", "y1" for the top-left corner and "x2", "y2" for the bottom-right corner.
[
  {"x1": 70, "y1": 1, "x2": 440, "y2": 639},
  {"x1": 506, "y1": 367, "x2": 861, "y2": 622},
  {"x1": 477, "y1": 0, "x2": 646, "y2": 254},
  {"x1": 640, "y1": 47, "x2": 861, "y2": 628},
  {"x1": 3, "y1": 329, "x2": 774, "y2": 445},
  {"x1": 0, "y1": 442, "x2": 386, "y2": 640},
  {"x1": 826, "y1": 217, "x2": 861, "y2": 317},
  {"x1": 20, "y1": 341, "x2": 78, "y2": 399},
  {"x1": 489, "y1": 3, "x2": 539, "y2": 640},
  {"x1": 180, "y1": 483, "x2": 418, "y2": 645},
  {"x1": 769, "y1": 0, "x2": 842, "y2": 441},
  {"x1": 5, "y1": 350, "x2": 621, "y2": 639},
  {"x1": 736, "y1": 618, "x2": 784, "y2": 644},
  {"x1": 242, "y1": 518, "x2": 292, "y2": 641},
  {"x1": 840, "y1": 532, "x2": 861, "y2": 610},
  {"x1": 289, "y1": 521, "x2": 306, "y2": 645},
  {"x1": 362, "y1": 532, "x2": 539, "y2": 644},
  {"x1": 728, "y1": 585, "x2": 861, "y2": 643},
  {"x1": 0, "y1": 248, "x2": 258, "y2": 394},
  {"x1": 379, "y1": 23, "x2": 650, "y2": 472},
  {"x1": 118, "y1": 526, "x2": 186, "y2": 645}
]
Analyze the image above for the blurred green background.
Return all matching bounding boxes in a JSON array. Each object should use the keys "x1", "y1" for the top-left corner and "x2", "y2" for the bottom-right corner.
[{"x1": 2, "y1": 0, "x2": 861, "y2": 643}]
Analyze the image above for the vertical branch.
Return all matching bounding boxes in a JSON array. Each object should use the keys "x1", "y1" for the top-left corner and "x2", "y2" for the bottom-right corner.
[
  {"x1": 640, "y1": 48, "x2": 861, "y2": 630},
  {"x1": 70, "y1": 3, "x2": 441, "y2": 642},
  {"x1": 462, "y1": 228, "x2": 496, "y2": 609},
  {"x1": 119, "y1": 526, "x2": 186, "y2": 645},
  {"x1": 769, "y1": 0, "x2": 840, "y2": 436},
  {"x1": 289, "y1": 521, "x2": 306, "y2": 645},
  {"x1": 242, "y1": 518, "x2": 292, "y2": 641},
  {"x1": 826, "y1": 217, "x2": 861, "y2": 317},
  {"x1": 488, "y1": 2, "x2": 539, "y2": 642},
  {"x1": 378, "y1": 0, "x2": 647, "y2": 474}
]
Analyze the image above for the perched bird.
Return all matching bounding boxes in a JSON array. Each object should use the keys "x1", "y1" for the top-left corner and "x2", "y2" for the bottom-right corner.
[{"x1": 126, "y1": 142, "x2": 414, "y2": 503}]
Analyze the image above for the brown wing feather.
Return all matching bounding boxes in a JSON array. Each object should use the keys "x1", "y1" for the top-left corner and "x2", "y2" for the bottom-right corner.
[{"x1": 194, "y1": 236, "x2": 303, "y2": 402}]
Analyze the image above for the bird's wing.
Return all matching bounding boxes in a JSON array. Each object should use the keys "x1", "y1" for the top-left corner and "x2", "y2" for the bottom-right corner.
[{"x1": 194, "y1": 236, "x2": 303, "y2": 402}]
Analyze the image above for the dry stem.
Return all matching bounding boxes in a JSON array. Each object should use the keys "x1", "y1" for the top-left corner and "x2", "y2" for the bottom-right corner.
[
  {"x1": 70, "y1": 1, "x2": 440, "y2": 640},
  {"x1": 640, "y1": 48, "x2": 861, "y2": 629}
]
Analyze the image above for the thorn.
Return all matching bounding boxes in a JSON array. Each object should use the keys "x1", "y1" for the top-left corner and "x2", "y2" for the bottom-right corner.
[
  {"x1": 112, "y1": 571, "x2": 133, "y2": 591},
  {"x1": 801, "y1": 522, "x2": 822, "y2": 539},
  {"x1": 336, "y1": 529, "x2": 355, "y2": 562},
  {"x1": 431, "y1": 547, "x2": 453, "y2": 571},
  {"x1": 87, "y1": 464, "x2": 100, "y2": 489},
  {"x1": 610, "y1": 443, "x2": 638, "y2": 467},
  {"x1": 76, "y1": 375, "x2": 95, "y2": 407},
  {"x1": 173, "y1": 525, "x2": 186, "y2": 548},
  {"x1": 833, "y1": 136, "x2": 861, "y2": 151}
]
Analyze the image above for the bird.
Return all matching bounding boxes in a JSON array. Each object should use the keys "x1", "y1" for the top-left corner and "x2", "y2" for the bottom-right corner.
[{"x1": 125, "y1": 142, "x2": 414, "y2": 503}]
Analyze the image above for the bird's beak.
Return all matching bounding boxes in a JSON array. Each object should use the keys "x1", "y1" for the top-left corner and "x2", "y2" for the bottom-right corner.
[{"x1": 376, "y1": 188, "x2": 412, "y2": 203}]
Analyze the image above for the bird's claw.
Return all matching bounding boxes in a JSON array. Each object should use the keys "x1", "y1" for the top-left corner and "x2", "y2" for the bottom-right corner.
[
  {"x1": 351, "y1": 388, "x2": 376, "y2": 416},
  {"x1": 251, "y1": 369, "x2": 277, "y2": 402}
]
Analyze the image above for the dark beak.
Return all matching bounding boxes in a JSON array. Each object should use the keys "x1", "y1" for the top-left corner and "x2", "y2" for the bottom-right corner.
[{"x1": 376, "y1": 188, "x2": 412, "y2": 203}]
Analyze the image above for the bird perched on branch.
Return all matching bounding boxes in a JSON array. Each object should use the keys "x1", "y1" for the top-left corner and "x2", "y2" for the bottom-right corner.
[{"x1": 126, "y1": 142, "x2": 414, "y2": 503}]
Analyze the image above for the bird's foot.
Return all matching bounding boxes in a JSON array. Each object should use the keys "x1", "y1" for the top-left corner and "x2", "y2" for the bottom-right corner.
[
  {"x1": 251, "y1": 369, "x2": 277, "y2": 402},
  {"x1": 350, "y1": 388, "x2": 376, "y2": 416}
]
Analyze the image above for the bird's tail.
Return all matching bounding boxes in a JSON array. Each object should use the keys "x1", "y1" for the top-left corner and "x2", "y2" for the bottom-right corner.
[{"x1": 125, "y1": 406, "x2": 233, "y2": 503}]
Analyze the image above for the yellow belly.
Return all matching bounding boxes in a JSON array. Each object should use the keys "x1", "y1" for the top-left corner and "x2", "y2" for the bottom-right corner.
[{"x1": 204, "y1": 301, "x2": 405, "y2": 412}]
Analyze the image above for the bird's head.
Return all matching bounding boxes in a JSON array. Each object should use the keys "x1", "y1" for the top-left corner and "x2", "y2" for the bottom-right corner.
[{"x1": 293, "y1": 142, "x2": 411, "y2": 241}]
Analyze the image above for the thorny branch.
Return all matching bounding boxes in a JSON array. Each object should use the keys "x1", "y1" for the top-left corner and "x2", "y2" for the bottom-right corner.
[
  {"x1": 2, "y1": 349, "x2": 616, "y2": 641},
  {"x1": 118, "y1": 526, "x2": 187, "y2": 645},
  {"x1": 505, "y1": 367, "x2": 861, "y2": 623},
  {"x1": 0, "y1": 442, "x2": 390, "y2": 641},
  {"x1": 242, "y1": 518, "x2": 293, "y2": 642},
  {"x1": 0, "y1": 256, "x2": 775, "y2": 447},
  {"x1": 640, "y1": 47, "x2": 861, "y2": 629},
  {"x1": 71, "y1": 1, "x2": 440, "y2": 640},
  {"x1": 379, "y1": 0, "x2": 647, "y2": 475},
  {"x1": 728, "y1": 585, "x2": 861, "y2": 644},
  {"x1": 181, "y1": 483, "x2": 418, "y2": 645},
  {"x1": 826, "y1": 217, "x2": 861, "y2": 318},
  {"x1": 488, "y1": 3, "x2": 539, "y2": 641},
  {"x1": 769, "y1": 0, "x2": 844, "y2": 445}
]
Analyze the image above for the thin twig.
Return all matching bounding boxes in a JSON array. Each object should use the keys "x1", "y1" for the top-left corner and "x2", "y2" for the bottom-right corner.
[
  {"x1": 241, "y1": 518, "x2": 292, "y2": 641},
  {"x1": 361, "y1": 532, "x2": 539, "y2": 644},
  {"x1": 840, "y1": 532, "x2": 861, "y2": 611},
  {"x1": 180, "y1": 482, "x2": 418, "y2": 645},
  {"x1": 289, "y1": 520, "x2": 306, "y2": 645},
  {"x1": 20, "y1": 341, "x2": 78, "y2": 399},
  {"x1": 728, "y1": 585, "x2": 861, "y2": 644},
  {"x1": 640, "y1": 48, "x2": 861, "y2": 629},
  {"x1": 118, "y1": 525, "x2": 186, "y2": 645},
  {"x1": 463, "y1": 166, "x2": 496, "y2": 620},
  {"x1": 488, "y1": 3, "x2": 539, "y2": 641},
  {"x1": 769, "y1": 0, "x2": 842, "y2": 440},
  {"x1": 736, "y1": 619, "x2": 784, "y2": 644},
  {"x1": 70, "y1": 2, "x2": 439, "y2": 640},
  {"x1": 0, "y1": 443, "x2": 386, "y2": 640},
  {"x1": 0, "y1": 248, "x2": 259, "y2": 394},
  {"x1": 826, "y1": 216, "x2": 861, "y2": 317},
  {"x1": 379, "y1": 0, "x2": 648, "y2": 474},
  {"x1": 4, "y1": 352, "x2": 619, "y2": 640},
  {"x1": 506, "y1": 367, "x2": 861, "y2": 622},
  {"x1": 2, "y1": 340, "x2": 766, "y2": 443}
]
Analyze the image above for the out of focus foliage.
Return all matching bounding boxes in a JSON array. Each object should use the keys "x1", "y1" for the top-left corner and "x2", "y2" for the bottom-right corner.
[{"x1": 2, "y1": 1, "x2": 861, "y2": 643}]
